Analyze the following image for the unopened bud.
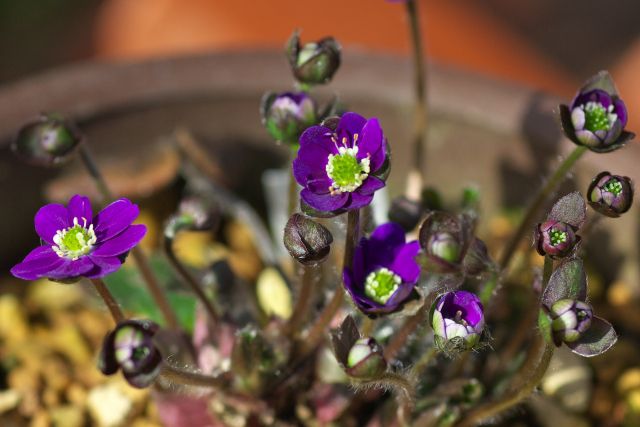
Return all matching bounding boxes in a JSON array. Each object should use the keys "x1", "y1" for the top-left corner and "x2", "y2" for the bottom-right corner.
[
  {"x1": 12, "y1": 113, "x2": 81, "y2": 166},
  {"x1": 286, "y1": 31, "x2": 341, "y2": 85},
  {"x1": 346, "y1": 337, "x2": 387, "y2": 379},
  {"x1": 283, "y1": 213, "x2": 333, "y2": 265}
]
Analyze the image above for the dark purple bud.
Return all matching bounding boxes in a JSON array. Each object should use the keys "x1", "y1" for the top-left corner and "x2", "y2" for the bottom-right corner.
[
  {"x1": 261, "y1": 92, "x2": 317, "y2": 145},
  {"x1": 388, "y1": 196, "x2": 423, "y2": 232},
  {"x1": 286, "y1": 30, "x2": 341, "y2": 85},
  {"x1": 587, "y1": 171, "x2": 634, "y2": 217},
  {"x1": 12, "y1": 113, "x2": 81, "y2": 167},
  {"x1": 549, "y1": 299, "x2": 593, "y2": 345},
  {"x1": 98, "y1": 320, "x2": 162, "y2": 388},
  {"x1": 559, "y1": 71, "x2": 634, "y2": 153},
  {"x1": 346, "y1": 337, "x2": 387, "y2": 379},
  {"x1": 535, "y1": 220, "x2": 579, "y2": 259},
  {"x1": 431, "y1": 291, "x2": 484, "y2": 351},
  {"x1": 283, "y1": 213, "x2": 333, "y2": 265}
]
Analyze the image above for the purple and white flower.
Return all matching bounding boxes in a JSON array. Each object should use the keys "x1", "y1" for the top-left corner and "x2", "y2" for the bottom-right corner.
[
  {"x1": 431, "y1": 291, "x2": 484, "y2": 350},
  {"x1": 587, "y1": 171, "x2": 634, "y2": 218},
  {"x1": 535, "y1": 220, "x2": 579, "y2": 259},
  {"x1": 261, "y1": 92, "x2": 317, "y2": 145},
  {"x1": 293, "y1": 112, "x2": 389, "y2": 215},
  {"x1": 11, "y1": 195, "x2": 146, "y2": 282},
  {"x1": 343, "y1": 223, "x2": 420, "y2": 316}
]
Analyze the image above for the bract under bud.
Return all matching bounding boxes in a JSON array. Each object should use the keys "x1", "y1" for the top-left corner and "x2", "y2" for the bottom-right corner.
[
  {"x1": 535, "y1": 220, "x2": 579, "y2": 259},
  {"x1": 261, "y1": 92, "x2": 317, "y2": 145},
  {"x1": 286, "y1": 30, "x2": 341, "y2": 85},
  {"x1": 12, "y1": 113, "x2": 81, "y2": 166},
  {"x1": 346, "y1": 337, "x2": 387, "y2": 379},
  {"x1": 418, "y1": 212, "x2": 474, "y2": 273},
  {"x1": 283, "y1": 213, "x2": 333, "y2": 265},
  {"x1": 550, "y1": 299, "x2": 593, "y2": 345},
  {"x1": 587, "y1": 171, "x2": 634, "y2": 217}
]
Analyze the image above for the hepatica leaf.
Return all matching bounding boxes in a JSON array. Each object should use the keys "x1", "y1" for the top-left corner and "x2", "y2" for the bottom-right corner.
[
  {"x1": 105, "y1": 255, "x2": 196, "y2": 332},
  {"x1": 567, "y1": 316, "x2": 617, "y2": 357},
  {"x1": 548, "y1": 191, "x2": 586, "y2": 229},
  {"x1": 541, "y1": 258, "x2": 587, "y2": 308}
]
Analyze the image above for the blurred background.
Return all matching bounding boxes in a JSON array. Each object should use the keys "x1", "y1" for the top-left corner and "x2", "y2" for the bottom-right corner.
[
  {"x1": 3, "y1": 0, "x2": 640, "y2": 123},
  {"x1": 2, "y1": 1, "x2": 640, "y2": 426}
]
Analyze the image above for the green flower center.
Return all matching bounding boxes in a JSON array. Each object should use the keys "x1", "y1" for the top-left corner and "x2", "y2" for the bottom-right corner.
[
  {"x1": 582, "y1": 101, "x2": 617, "y2": 132},
  {"x1": 604, "y1": 179, "x2": 623, "y2": 196},
  {"x1": 325, "y1": 134, "x2": 370, "y2": 194},
  {"x1": 52, "y1": 217, "x2": 97, "y2": 260},
  {"x1": 364, "y1": 267, "x2": 401, "y2": 304},
  {"x1": 549, "y1": 228, "x2": 567, "y2": 246}
]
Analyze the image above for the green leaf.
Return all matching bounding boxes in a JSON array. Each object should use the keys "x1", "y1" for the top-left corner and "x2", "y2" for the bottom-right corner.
[
  {"x1": 105, "y1": 256, "x2": 196, "y2": 332},
  {"x1": 567, "y1": 316, "x2": 617, "y2": 357},
  {"x1": 541, "y1": 258, "x2": 587, "y2": 308}
]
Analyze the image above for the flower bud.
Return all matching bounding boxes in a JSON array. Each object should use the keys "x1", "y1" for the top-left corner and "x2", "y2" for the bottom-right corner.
[
  {"x1": 283, "y1": 213, "x2": 333, "y2": 265},
  {"x1": 587, "y1": 171, "x2": 634, "y2": 217},
  {"x1": 12, "y1": 113, "x2": 81, "y2": 166},
  {"x1": 346, "y1": 337, "x2": 387, "y2": 379},
  {"x1": 164, "y1": 196, "x2": 219, "y2": 239},
  {"x1": 261, "y1": 92, "x2": 317, "y2": 145},
  {"x1": 286, "y1": 31, "x2": 341, "y2": 85},
  {"x1": 388, "y1": 196, "x2": 423, "y2": 232},
  {"x1": 535, "y1": 220, "x2": 579, "y2": 259},
  {"x1": 549, "y1": 299, "x2": 593, "y2": 344},
  {"x1": 418, "y1": 212, "x2": 474, "y2": 273},
  {"x1": 431, "y1": 291, "x2": 484, "y2": 352},
  {"x1": 98, "y1": 320, "x2": 162, "y2": 388},
  {"x1": 427, "y1": 232, "x2": 461, "y2": 264}
]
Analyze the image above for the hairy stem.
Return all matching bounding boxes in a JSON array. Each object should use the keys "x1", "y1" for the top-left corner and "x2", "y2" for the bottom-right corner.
[
  {"x1": 499, "y1": 145, "x2": 588, "y2": 271},
  {"x1": 91, "y1": 278, "x2": 125, "y2": 323},
  {"x1": 302, "y1": 209, "x2": 360, "y2": 354},
  {"x1": 287, "y1": 264, "x2": 317, "y2": 338},
  {"x1": 78, "y1": 144, "x2": 180, "y2": 329},
  {"x1": 456, "y1": 338, "x2": 554, "y2": 427},
  {"x1": 164, "y1": 236, "x2": 219, "y2": 325},
  {"x1": 159, "y1": 363, "x2": 230, "y2": 388},
  {"x1": 384, "y1": 297, "x2": 430, "y2": 361},
  {"x1": 404, "y1": 0, "x2": 428, "y2": 197}
]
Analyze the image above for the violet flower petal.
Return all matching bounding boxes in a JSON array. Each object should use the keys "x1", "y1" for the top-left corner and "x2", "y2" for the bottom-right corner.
[
  {"x1": 357, "y1": 118, "x2": 385, "y2": 171},
  {"x1": 92, "y1": 224, "x2": 147, "y2": 257},
  {"x1": 346, "y1": 192, "x2": 374, "y2": 210},
  {"x1": 390, "y1": 241, "x2": 421, "y2": 283},
  {"x1": 614, "y1": 98, "x2": 628, "y2": 127},
  {"x1": 93, "y1": 198, "x2": 140, "y2": 240},
  {"x1": 67, "y1": 194, "x2": 93, "y2": 225},
  {"x1": 10, "y1": 246, "x2": 65, "y2": 280},
  {"x1": 337, "y1": 112, "x2": 367, "y2": 143},
  {"x1": 47, "y1": 256, "x2": 95, "y2": 280},
  {"x1": 35, "y1": 203, "x2": 69, "y2": 244},
  {"x1": 300, "y1": 189, "x2": 348, "y2": 212},
  {"x1": 358, "y1": 176, "x2": 386, "y2": 195},
  {"x1": 298, "y1": 125, "x2": 336, "y2": 152},
  {"x1": 85, "y1": 256, "x2": 124, "y2": 279}
]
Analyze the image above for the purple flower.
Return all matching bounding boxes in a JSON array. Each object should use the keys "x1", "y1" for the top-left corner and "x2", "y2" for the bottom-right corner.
[
  {"x1": 11, "y1": 195, "x2": 146, "y2": 282},
  {"x1": 560, "y1": 71, "x2": 634, "y2": 153},
  {"x1": 431, "y1": 291, "x2": 484, "y2": 350},
  {"x1": 261, "y1": 92, "x2": 317, "y2": 145},
  {"x1": 293, "y1": 112, "x2": 389, "y2": 215},
  {"x1": 98, "y1": 319, "x2": 162, "y2": 388},
  {"x1": 587, "y1": 171, "x2": 634, "y2": 217},
  {"x1": 343, "y1": 223, "x2": 420, "y2": 316},
  {"x1": 534, "y1": 220, "x2": 579, "y2": 259}
]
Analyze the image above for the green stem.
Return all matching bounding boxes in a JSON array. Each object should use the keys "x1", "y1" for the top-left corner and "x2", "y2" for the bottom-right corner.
[
  {"x1": 163, "y1": 236, "x2": 219, "y2": 325},
  {"x1": 499, "y1": 145, "x2": 588, "y2": 271},
  {"x1": 412, "y1": 346, "x2": 438, "y2": 376},
  {"x1": 404, "y1": 0, "x2": 428, "y2": 193},
  {"x1": 302, "y1": 209, "x2": 360, "y2": 354},
  {"x1": 91, "y1": 278, "x2": 125, "y2": 323},
  {"x1": 542, "y1": 255, "x2": 553, "y2": 289},
  {"x1": 78, "y1": 144, "x2": 180, "y2": 330},
  {"x1": 456, "y1": 339, "x2": 554, "y2": 427}
]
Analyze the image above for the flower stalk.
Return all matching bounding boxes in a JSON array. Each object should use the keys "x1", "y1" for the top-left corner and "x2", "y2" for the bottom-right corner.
[
  {"x1": 286, "y1": 264, "x2": 317, "y2": 338},
  {"x1": 91, "y1": 278, "x2": 125, "y2": 323},
  {"x1": 499, "y1": 145, "x2": 588, "y2": 271},
  {"x1": 77, "y1": 145, "x2": 180, "y2": 330}
]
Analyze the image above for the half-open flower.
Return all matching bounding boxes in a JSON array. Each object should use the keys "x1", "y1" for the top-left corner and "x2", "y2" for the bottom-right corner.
[
  {"x1": 559, "y1": 71, "x2": 634, "y2": 153},
  {"x1": 293, "y1": 112, "x2": 389, "y2": 216},
  {"x1": 343, "y1": 223, "x2": 420, "y2": 316},
  {"x1": 431, "y1": 291, "x2": 484, "y2": 351},
  {"x1": 261, "y1": 92, "x2": 317, "y2": 145},
  {"x1": 549, "y1": 299, "x2": 593, "y2": 345},
  {"x1": 11, "y1": 195, "x2": 146, "y2": 282},
  {"x1": 346, "y1": 337, "x2": 387, "y2": 379},
  {"x1": 535, "y1": 220, "x2": 579, "y2": 259},
  {"x1": 587, "y1": 171, "x2": 634, "y2": 217},
  {"x1": 98, "y1": 320, "x2": 162, "y2": 388}
]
